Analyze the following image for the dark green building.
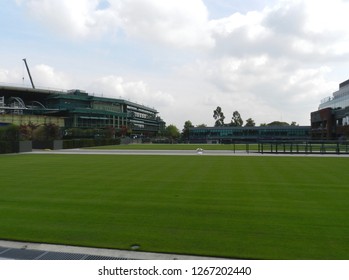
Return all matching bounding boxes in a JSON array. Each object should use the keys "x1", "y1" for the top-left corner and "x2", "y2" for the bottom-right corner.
[
  {"x1": 0, "y1": 85, "x2": 165, "y2": 137},
  {"x1": 189, "y1": 126, "x2": 311, "y2": 143}
]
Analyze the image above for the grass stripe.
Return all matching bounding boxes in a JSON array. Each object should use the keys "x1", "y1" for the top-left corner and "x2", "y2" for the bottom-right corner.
[{"x1": 0, "y1": 154, "x2": 348, "y2": 259}]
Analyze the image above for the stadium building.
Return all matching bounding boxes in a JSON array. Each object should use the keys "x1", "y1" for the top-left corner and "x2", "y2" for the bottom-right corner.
[
  {"x1": 311, "y1": 79, "x2": 349, "y2": 140},
  {"x1": 189, "y1": 125, "x2": 311, "y2": 144},
  {"x1": 0, "y1": 85, "x2": 165, "y2": 137}
]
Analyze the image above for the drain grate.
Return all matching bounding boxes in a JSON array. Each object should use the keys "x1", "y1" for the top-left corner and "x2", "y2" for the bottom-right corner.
[
  {"x1": 0, "y1": 248, "x2": 46, "y2": 260},
  {"x1": 0, "y1": 247, "x2": 136, "y2": 260},
  {"x1": 0, "y1": 247, "x2": 11, "y2": 254},
  {"x1": 84, "y1": 255, "x2": 130, "y2": 260},
  {"x1": 38, "y1": 251, "x2": 87, "y2": 260}
]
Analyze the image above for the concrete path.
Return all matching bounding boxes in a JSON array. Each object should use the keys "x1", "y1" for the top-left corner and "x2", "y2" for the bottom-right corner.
[
  {"x1": 27, "y1": 148, "x2": 349, "y2": 157},
  {"x1": 0, "y1": 240, "x2": 226, "y2": 260}
]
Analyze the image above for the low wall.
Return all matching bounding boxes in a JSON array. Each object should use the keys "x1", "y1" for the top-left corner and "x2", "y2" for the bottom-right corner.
[
  {"x1": 33, "y1": 140, "x2": 63, "y2": 150},
  {"x1": 0, "y1": 141, "x2": 32, "y2": 154}
]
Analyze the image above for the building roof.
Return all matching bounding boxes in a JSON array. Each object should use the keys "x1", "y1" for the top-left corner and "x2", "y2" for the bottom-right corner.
[{"x1": 0, "y1": 84, "x2": 158, "y2": 113}]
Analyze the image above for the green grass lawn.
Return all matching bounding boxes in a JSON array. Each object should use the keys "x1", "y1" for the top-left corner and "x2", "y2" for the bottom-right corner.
[{"x1": 1, "y1": 154, "x2": 349, "y2": 259}]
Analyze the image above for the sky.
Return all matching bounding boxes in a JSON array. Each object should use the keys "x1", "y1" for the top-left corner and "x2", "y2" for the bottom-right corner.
[{"x1": 1, "y1": 0, "x2": 349, "y2": 128}]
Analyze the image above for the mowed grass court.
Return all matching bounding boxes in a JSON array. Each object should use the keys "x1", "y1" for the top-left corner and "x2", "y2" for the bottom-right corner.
[{"x1": 0, "y1": 153, "x2": 349, "y2": 259}]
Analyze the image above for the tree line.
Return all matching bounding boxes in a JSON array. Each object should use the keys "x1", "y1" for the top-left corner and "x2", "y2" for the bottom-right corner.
[
  {"x1": 212, "y1": 106, "x2": 297, "y2": 127},
  {"x1": 164, "y1": 106, "x2": 298, "y2": 141}
]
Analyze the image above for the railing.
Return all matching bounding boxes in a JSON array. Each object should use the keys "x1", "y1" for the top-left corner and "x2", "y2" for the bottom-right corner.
[
  {"x1": 258, "y1": 140, "x2": 349, "y2": 154},
  {"x1": 0, "y1": 96, "x2": 4, "y2": 114}
]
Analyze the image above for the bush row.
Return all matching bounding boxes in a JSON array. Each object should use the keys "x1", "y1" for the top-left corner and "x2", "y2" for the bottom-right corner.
[
  {"x1": 0, "y1": 125, "x2": 19, "y2": 141},
  {"x1": 0, "y1": 141, "x2": 32, "y2": 154},
  {"x1": 0, "y1": 141, "x2": 15, "y2": 154},
  {"x1": 0, "y1": 138, "x2": 121, "y2": 154}
]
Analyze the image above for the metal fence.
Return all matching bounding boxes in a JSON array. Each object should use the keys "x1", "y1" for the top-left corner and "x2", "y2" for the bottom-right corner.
[{"x1": 257, "y1": 141, "x2": 349, "y2": 154}]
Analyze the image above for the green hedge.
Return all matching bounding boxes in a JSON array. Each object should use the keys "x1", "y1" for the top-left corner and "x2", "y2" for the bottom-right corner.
[
  {"x1": 0, "y1": 141, "x2": 13, "y2": 154},
  {"x1": 63, "y1": 138, "x2": 121, "y2": 149},
  {"x1": 1, "y1": 137, "x2": 121, "y2": 153},
  {"x1": 0, "y1": 125, "x2": 19, "y2": 141},
  {"x1": 0, "y1": 125, "x2": 20, "y2": 153},
  {"x1": 0, "y1": 141, "x2": 32, "y2": 154}
]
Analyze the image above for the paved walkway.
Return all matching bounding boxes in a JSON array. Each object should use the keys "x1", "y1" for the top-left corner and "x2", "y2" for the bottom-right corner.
[
  {"x1": 0, "y1": 240, "x2": 226, "y2": 260},
  {"x1": 29, "y1": 148, "x2": 248, "y2": 156},
  {"x1": 27, "y1": 148, "x2": 349, "y2": 157}
]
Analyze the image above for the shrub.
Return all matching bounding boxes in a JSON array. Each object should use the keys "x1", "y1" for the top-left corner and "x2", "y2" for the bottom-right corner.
[
  {"x1": 0, "y1": 141, "x2": 13, "y2": 154},
  {"x1": 0, "y1": 125, "x2": 20, "y2": 141},
  {"x1": 32, "y1": 123, "x2": 61, "y2": 141}
]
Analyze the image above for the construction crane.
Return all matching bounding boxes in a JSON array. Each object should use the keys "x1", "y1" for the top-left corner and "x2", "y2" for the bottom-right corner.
[{"x1": 22, "y1": 58, "x2": 35, "y2": 89}]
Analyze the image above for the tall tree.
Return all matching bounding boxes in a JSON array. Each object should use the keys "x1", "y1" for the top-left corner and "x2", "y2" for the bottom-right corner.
[
  {"x1": 268, "y1": 121, "x2": 289, "y2": 126},
  {"x1": 213, "y1": 106, "x2": 225, "y2": 127},
  {"x1": 182, "y1": 120, "x2": 194, "y2": 141},
  {"x1": 196, "y1": 124, "x2": 207, "y2": 128},
  {"x1": 230, "y1": 111, "x2": 243, "y2": 127},
  {"x1": 245, "y1": 118, "x2": 255, "y2": 127},
  {"x1": 165, "y1": 124, "x2": 180, "y2": 143}
]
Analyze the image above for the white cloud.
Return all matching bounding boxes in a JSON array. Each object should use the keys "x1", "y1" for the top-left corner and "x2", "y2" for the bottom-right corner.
[
  {"x1": 11, "y1": 0, "x2": 349, "y2": 127},
  {"x1": 16, "y1": 0, "x2": 349, "y2": 55},
  {"x1": 178, "y1": 52, "x2": 337, "y2": 125},
  {"x1": 302, "y1": 0, "x2": 349, "y2": 56},
  {"x1": 0, "y1": 68, "x2": 21, "y2": 84},
  {"x1": 31, "y1": 64, "x2": 73, "y2": 89},
  {"x1": 16, "y1": 0, "x2": 119, "y2": 39},
  {"x1": 210, "y1": 10, "x2": 269, "y2": 41},
  {"x1": 0, "y1": 64, "x2": 73, "y2": 90},
  {"x1": 281, "y1": 65, "x2": 328, "y2": 102},
  {"x1": 16, "y1": 0, "x2": 214, "y2": 48},
  {"x1": 209, "y1": 0, "x2": 349, "y2": 60},
  {"x1": 116, "y1": 0, "x2": 214, "y2": 49},
  {"x1": 173, "y1": 0, "x2": 349, "y2": 125},
  {"x1": 303, "y1": 0, "x2": 348, "y2": 34},
  {"x1": 88, "y1": 75, "x2": 175, "y2": 108}
]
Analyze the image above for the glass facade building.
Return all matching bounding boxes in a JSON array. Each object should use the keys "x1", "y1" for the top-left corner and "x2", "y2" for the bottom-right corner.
[
  {"x1": 189, "y1": 126, "x2": 310, "y2": 143},
  {"x1": 0, "y1": 85, "x2": 165, "y2": 137},
  {"x1": 311, "y1": 78, "x2": 349, "y2": 139},
  {"x1": 319, "y1": 80, "x2": 349, "y2": 110}
]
